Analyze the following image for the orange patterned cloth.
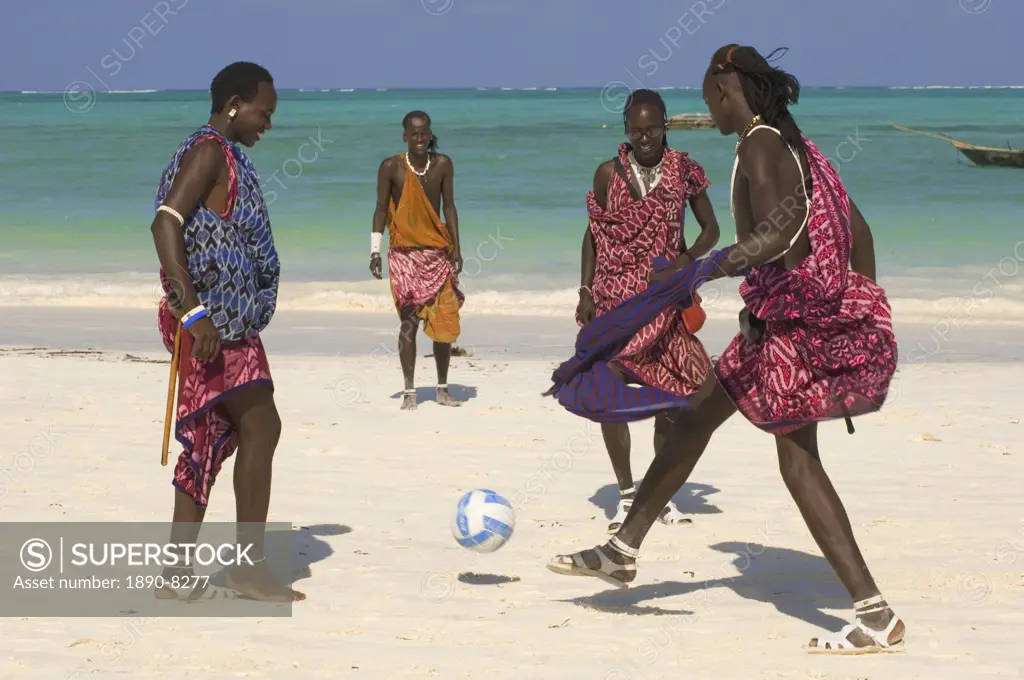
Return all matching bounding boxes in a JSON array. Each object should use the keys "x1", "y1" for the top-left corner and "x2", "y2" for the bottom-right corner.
[{"x1": 386, "y1": 156, "x2": 464, "y2": 343}]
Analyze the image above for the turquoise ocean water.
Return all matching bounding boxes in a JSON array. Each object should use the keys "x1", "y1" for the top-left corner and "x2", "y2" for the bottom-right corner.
[{"x1": 1, "y1": 87, "x2": 1022, "y2": 317}]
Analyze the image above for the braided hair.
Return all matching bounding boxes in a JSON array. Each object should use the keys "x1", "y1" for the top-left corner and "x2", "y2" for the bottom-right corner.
[
  {"x1": 622, "y1": 88, "x2": 668, "y2": 148},
  {"x1": 709, "y1": 45, "x2": 804, "y2": 151},
  {"x1": 402, "y1": 110, "x2": 438, "y2": 152}
]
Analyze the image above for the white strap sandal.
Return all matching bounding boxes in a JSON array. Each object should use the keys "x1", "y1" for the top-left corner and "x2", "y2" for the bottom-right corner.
[
  {"x1": 657, "y1": 500, "x2": 692, "y2": 526},
  {"x1": 806, "y1": 595, "x2": 905, "y2": 654},
  {"x1": 607, "y1": 497, "x2": 633, "y2": 534},
  {"x1": 155, "y1": 582, "x2": 243, "y2": 602},
  {"x1": 547, "y1": 541, "x2": 637, "y2": 589},
  {"x1": 607, "y1": 486, "x2": 636, "y2": 534}
]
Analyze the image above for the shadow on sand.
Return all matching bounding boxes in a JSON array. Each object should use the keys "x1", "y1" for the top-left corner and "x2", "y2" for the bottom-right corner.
[
  {"x1": 458, "y1": 573, "x2": 521, "y2": 585},
  {"x1": 389, "y1": 384, "x2": 478, "y2": 404},
  {"x1": 589, "y1": 481, "x2": 723, "y2": 519},
  {"x1": 206, "y1": 524, "x2": 350, "y2": 589},
  {"x1": 561, "y1": 542, "x2": 849, "y2": 631}
]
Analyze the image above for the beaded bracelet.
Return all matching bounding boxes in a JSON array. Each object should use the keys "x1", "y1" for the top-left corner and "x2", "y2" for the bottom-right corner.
[{"x1": 182, "y1": 305, "x2": 209, "y2": 329}]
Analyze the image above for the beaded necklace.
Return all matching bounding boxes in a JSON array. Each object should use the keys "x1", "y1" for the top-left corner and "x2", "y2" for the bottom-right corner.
[
  {"x1": 738, "y1": 115, "x2": 762, "y2": 145},
  {"x1": 405, "y1": 152, "x2": 430, "y2": 177},
  {"x1": 628, "y1": 150, "x2": 664, "y2": 196}
]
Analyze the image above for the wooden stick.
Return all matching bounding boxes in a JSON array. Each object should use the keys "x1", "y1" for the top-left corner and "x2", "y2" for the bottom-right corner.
[
  {"x1": 162, "y1": 323, "x2": 182, "y2": 466},
  {"x1": 889, "y1": 123, "x2": 959, "y2": 144},
  {"x1": 891, "y1": 122, "x2": 1019, "y2": 153}
]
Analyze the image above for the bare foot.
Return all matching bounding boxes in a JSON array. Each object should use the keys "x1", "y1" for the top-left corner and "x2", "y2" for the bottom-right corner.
[
  {"x1": 401, "y1": 392, "x2": 417, "y2": 410},
  {"x1": 153, "y1": 566, "x2": 195, "y2": 600},
  {"x1": 226, "y1": 562, "x2": 306, "y2": 602},
  {"x1": 436, "y1": 386, "x2": 461, "y2": 407},
  {"x1": 154, "y1": 584, "x2": 180, "y2": 600},
  {"x1": 153, "y1": 567, "x2": 239, "y2": 601}
]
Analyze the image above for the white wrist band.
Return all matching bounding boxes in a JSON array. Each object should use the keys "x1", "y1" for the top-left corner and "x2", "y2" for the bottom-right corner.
[
  {"x1": 182, "y1": 304, "x2": 205, "y2": 320},
  {"x1": 371, "y1": 232, "x2": 382, "y2": 255},
  {"x1": 181, "y1": 304, "x2": 207, "y2": 326}
]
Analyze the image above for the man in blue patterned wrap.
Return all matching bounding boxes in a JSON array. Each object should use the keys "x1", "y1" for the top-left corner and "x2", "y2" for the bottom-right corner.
[{"x1": 150, "y1": 62, "x2": 302, "y2": 603}]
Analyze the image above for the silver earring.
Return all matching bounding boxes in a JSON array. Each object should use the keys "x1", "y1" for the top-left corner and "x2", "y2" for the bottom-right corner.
[{"x1": 228, "y1": 108, "x2": 237, "y2": 119}]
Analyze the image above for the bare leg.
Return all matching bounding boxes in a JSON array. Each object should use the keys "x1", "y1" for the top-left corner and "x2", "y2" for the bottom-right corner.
[
  {"x1": 601, "y1": 422, "x2": 633, "y2": 532},
  {"x1": 604, "y1": 363, "x2": 635, "y2": 494},
  {"x1": 154, "y1": 491, "x2": 207, "y2": 599},
  {"x1": 652, "y1": 409, "x2": 691, "y2": 525},
  {"x1": 651, "y1": 410, "x2": 673, "y2": 453},
  {"x1": 601, "y1": 363, "x2": 635, "y2": 531},
  {"x1": 616, "y1": 379, "x2": 735, "y2": 549},
  {"x1": 398, "y1": 309, "x2": 419, "y2": 409},
  {"x1": 433, "y1": 341, "x2": 461, "y2": 406},
  {"x1": 223, "y1": 384, "x2": 304, "y2": 602},
  {"x1": 601, "y1": 423, "x2": 633, "y2": 490},
  {"x1": 777, "y1": 426, "x2": 904, "y2": 649},
  {"x1": 549, "y1": 377, "x2": 737, "y2": 582}
]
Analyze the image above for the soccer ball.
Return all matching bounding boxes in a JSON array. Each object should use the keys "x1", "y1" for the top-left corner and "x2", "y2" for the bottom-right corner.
[{"x1": 451, "y1": 489, "x2": 516, "y2": 553}]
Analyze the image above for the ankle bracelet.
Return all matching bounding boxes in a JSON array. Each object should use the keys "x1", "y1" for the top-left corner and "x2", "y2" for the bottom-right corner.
[
  {"x1": 608, "y1": 536, "x2": 640, "y2": 559},
  {"x1": 854, "y1": 593, "x2": 889, "y2": 615},
  {"x1": 167, "y1": 547, "x2": 193, "y2": 570}
]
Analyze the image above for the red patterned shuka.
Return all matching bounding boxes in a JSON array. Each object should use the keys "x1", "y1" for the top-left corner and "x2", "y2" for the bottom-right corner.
[
  {"x1": 715, "y1": 134, "x2": 897, "y2": 434},
  {"x1": 158, "y1": 300, "x2": 273, "y2": 508},
  {"x1": 583, "y1": 143, "x2": 713, "y2": 397}
]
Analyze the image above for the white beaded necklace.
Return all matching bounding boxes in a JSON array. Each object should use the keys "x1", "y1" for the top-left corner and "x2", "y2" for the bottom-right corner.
[
  {"x1": 628, "y1": 150, "x2": 663, "y2": 196},
  {"x1": 405, "y1": 152, "x2": 430, "y2": 177}
]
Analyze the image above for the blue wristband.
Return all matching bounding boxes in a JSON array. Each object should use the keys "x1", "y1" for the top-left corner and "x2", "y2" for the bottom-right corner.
[{"x1": 182, "y1": 308, "x2": 209, "y2": 329}]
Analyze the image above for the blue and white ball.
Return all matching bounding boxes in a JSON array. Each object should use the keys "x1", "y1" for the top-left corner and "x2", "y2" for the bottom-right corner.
[{"x1": 451, "y1": 489, "x2": 516, "y2": 553}]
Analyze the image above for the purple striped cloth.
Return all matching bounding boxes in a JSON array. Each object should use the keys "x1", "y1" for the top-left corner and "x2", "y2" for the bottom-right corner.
[{"x1": 544, "y1": 248, "x2": 736, "y2": 422}]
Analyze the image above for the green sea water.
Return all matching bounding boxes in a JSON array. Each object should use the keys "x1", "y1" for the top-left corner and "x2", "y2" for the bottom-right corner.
[{"x1": 0, "y1": 87, "x2": 1021, "y2": 295}]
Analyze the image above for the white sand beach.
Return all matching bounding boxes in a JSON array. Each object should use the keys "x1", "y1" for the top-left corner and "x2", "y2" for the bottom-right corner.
[{"x1": 1, "y1": 306, "x2": 1023, "y2": 678}]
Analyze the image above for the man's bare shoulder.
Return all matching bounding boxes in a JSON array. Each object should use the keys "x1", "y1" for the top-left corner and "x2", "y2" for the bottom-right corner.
[
  {"x1": 593, "y1": 159, "x2": 616, "y2": 187},
  {"x1": 736, "y1": 129, "x2": 786, "y2": 175},
  {"x1": 180, "y1": 138, "x2": 224, "y2": 166},
  {"x1": 432, "y1": 153, "x2": 453, "y2": 167},
  {"x1": 379, "y1": 155, "x2": 402, "y2": 170},
  {"x1": 174, "y1": 139, "x2": 226, "y2": 185}
]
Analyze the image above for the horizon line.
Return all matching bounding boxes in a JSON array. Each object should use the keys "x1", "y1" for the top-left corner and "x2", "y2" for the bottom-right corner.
[{"x1": 5, "y1": 84, "x2": 1024, "y2": 95}]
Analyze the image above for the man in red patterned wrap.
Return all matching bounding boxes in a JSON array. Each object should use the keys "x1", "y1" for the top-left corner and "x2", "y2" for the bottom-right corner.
[
  {"x1": 576, "y1": 89, "x2": 722, "y2": 533},
  {"x1": 548, "y1": 47, "x2": 902, "y2": 655}
]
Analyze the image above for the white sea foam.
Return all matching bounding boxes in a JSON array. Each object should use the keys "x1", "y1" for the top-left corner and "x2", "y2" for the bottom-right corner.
[{"x1": 2, "y1": 271, "x2": 1023, "y2": 326}]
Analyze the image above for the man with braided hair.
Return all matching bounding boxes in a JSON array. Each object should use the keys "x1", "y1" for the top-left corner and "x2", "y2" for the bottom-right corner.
[
  {"x1": 546, "y1": 47, "x2": 901, "y2": 654},
  {"x1": 573, "y1": 88, "x2": 722, "y2": 533}
]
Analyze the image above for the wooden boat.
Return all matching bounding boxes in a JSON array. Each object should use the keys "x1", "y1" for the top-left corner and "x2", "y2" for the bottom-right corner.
[
  {"x1": 891, "y1": 123, "x2": 1024, "y2": 168},
  {"x1": 666, "y1": 113, "x2": 716, "y2": 130}
]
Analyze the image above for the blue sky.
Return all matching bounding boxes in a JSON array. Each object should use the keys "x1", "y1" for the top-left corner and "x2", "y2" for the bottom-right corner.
[{"x1": 3, "y1": 0, "x2": 1019, "y2": 91}]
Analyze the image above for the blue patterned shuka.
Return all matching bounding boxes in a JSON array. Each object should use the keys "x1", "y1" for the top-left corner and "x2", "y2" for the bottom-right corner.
[{"x1": 156, "y1": 125, "x2": 280, "y2": 342}]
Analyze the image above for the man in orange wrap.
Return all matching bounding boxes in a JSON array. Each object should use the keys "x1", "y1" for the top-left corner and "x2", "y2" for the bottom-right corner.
[{"x1": 371, "y1": 111, "x2": 464, "y2": 410}]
